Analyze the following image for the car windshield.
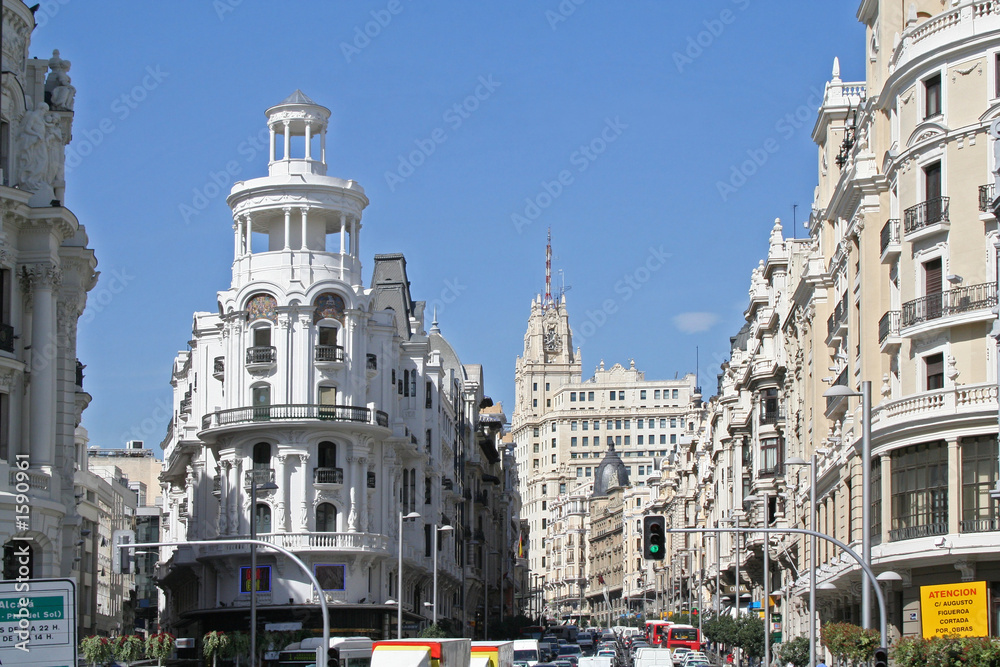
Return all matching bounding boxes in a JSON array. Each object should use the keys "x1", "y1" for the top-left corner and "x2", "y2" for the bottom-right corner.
[
  {"x1": 514, "y1": 651, "x2": 539, "y2": 661},
  {"x1": 558, "y1": 646, "x2": 582, "y2": 655}
]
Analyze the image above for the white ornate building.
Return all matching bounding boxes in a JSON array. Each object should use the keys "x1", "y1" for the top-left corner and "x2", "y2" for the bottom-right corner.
[
  {"x1": 157, "y1": 91, "x2": 514, "y2": 640},
  {"x1": 0, "y1": 0, "x2": 98, "y2": 585}
]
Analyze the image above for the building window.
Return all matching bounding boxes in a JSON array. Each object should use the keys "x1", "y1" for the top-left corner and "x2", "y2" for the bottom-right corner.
[
  {"x1": 551, "y1": 454, "x2": 556, "y2": 464},
  {"x1": 318, "y1": 441, "x2": 337, "y2": 468},
  {"x1": 533, "y1": 459, "x2": 539, "y2": 469},
  {"x1": 546, "y1": 399, "x2": 551, "y2": 407},
  {"x1": 252, "y1": 442, "x2": 271, "y2": 469},
  {"x1": 890, "y1": 441, "x2": 948, "y2": 541},
  {"x1": 577, "y1": 467, "x2": 583, "y2": 478},
  {"x1": 3, "y1": 541, "x2": 33, "y2": 580},
  {"x1": 925, "y1": 353, "x2": 945, "y2": 390},
  {"x1": 560, "y1": 483, "x2": 566, "y2": 493},
  {"x1": 582, "y1": 421, "x2": 588, "y2": 431},
  {"x1": 551, "y1": 438, "x2": 556, "y2": 448},
  {"x1": 924, "y1": 73, "x2": 942, "y2": 118},
  {"x1": 588, "y1": 391, "x2": 594, "y2": 401},
  {"x1": 660, "y1": 435, "x2": 667, "y2": 444},
  {"x1": 871, "y1": 457, "x2": 882, "y2": 543},
  {"x1": 316, "y1": 503, "x2": 337, "y2": 532},
  {"x1": 533, "y1": 383, "x2": 537, "y2": 391},
  {"x1": 638, "y1": 466, "x2": 645, "y2": 475},
  {"x1": 615, "y1": 420, "x2": 622, "y2": 430},
  {"x1": 619, "y1": 391, "x2": 625, "y2": 400},
  {"x1": 606, "y1": 420, "x2": 613, "y2": 429},
  {"x1": 593, "y1": 421, "x2": 600, "y2": 430},
  {"x1": 672, "y1": 389, "x2": 679, "y2": 399},
  {"x1": 255, "y1": 503, "x2": 272, "y2": 534},
  {"x1": 533, "y1": 399, "x2": 538, "y2": 407},
  {"x1": 583, "y1": 437, "x2": 589, "y2": 446},
  {"x1": 545, "y1": 383, "x2": 550, "y2": 391},
  {"x1": 571, "y1": 421, "x2": 578, "y2": 431},
  {"x1": 607, "y1": 437, "x2": 614, "y2": 446},
  {"x1": 624, "y1": 436, "x2": 630, "y2": 446},
  {"x1": 586, "y1": 467, "x2": 592, "y2": 477},
  {"x1": 615, "y1": 436, "x2": 621, "y2": 447},
  {"x1": 609, "y1": 391, "x2": 616, "y2": 400},
  {"x1": 759, "y1": 437, "x2": 783, "y2": 476},
  {"x1": 533, "y1": 444, "x2": 540, "y2": 453},
  {"x1": 542, "y1": 518, "x2": 547, "y2": 529},
  {"x1": 670, "y1": 434, "x2": 676, "y2": 444},
  {"x1": 571, "y1": 437, "x2": 578, "y2": 447},
  {"x1": 654, "y1": 390, "x2": 661, "y2": 399},
  {"x1": 570, "y1": 392, "x2": 576, "y2": 402},
  {"x1": 426, "y1": 382, "x2": 433, "y2": 409},
  {"x1": 638, "y1": 435, "x2": 644, "y2": 445},
  {"x1": 962, "y1": 436, "x2": 999, "y2": 532},
  {"x1": 640, "y1": 390, "x2": 646, "y2": 400}
]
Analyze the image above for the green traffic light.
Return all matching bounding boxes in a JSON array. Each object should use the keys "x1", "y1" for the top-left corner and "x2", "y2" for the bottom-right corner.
[{"x1": 650, "y1": 545, "x2": 660, "y2": 553}]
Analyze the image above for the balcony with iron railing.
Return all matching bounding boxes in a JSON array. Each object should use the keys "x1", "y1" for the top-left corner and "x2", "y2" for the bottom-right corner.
[
  {"x1": 759, "y1": 407, "x2": 785, "y2": 426},
  {"x1": 889, "y1": 521, "x2": 947, "y2": 542},
  {"x1": 244, "y1": 468, "x2": 275, "y2": 488},
  {"x1": 757, "y1": 463, "x2": 783, "y2": 479},
  {"x1": 315, "y1": 345, "x2": 345, "y2": 363},
  {"x1": 878, "y1": 310, "x2": 900, "y2": 349},
  {"x1": 900, "y1": 282, "x2": 997, "y2": 330},
  {"x1": 980, "y1": 183, "x2": 995, "y2": 213},
  {"x1": 961, "y1": 517, "x2": 1000, "y2": 534},
  {"x1": 201, "y1": 403, "x2": 390, "y2": 431},
  {"x1": 198, "y1": 532, "x2": 390, "y2": 556},
  {"x1": 826, "y1": 297, "x2": 848, "y2": 341},
  {"x1": 0, "y1": 323, "x2": 13, "y2": 353},
  {"x1": 314, "y1": 467, "x2": 344, "y2": 484},
  {"x1": 246, "y1": 346, "x2": 276, "y2": 366},
  {"x1": 880, "y1": 218, "x2": 900, "y2": 261},
  {"x1": 903, "y1": 196, "x2": 949, "y2": 237}
]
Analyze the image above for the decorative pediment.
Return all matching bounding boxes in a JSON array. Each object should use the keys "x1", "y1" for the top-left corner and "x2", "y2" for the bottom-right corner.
[{"x1": 906, "y1": 121, "x2": 948, "y2": 149}]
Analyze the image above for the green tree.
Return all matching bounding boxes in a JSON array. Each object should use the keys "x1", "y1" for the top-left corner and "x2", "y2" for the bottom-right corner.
[
  {"x1": 703, "y1": 613, "x2": 738, "y2": 649},
  {"x1": 420, "y1": 624, "x2": 449, "y2": 638},
  {"x1": 735, "y1": 614, "x2": 764, "y2": 660},
  {"x1": 776, "y1": 636, "x2": 810, "y2": 667}
]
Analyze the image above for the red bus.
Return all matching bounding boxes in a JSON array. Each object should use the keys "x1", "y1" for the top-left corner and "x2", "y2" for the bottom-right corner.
[
  {"x1": 664, "y1": 624, "x2": 701, "y2": 652},
  {"x1": 643, "y1": 620, "x2": 671, "y2": 647}
]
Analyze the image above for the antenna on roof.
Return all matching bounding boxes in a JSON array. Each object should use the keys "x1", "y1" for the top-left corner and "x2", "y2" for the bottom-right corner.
[{"x1": 544, "y1": 228, "x2": 553, "y2": 309}]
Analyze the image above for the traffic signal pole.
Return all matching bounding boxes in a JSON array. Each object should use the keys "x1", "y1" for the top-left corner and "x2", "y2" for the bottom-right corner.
[
  {"x1": 664, "y1": 526, "x2": 888, "y2": 654},
  {"x1": 117, "y1": 540, "x2": 331, "y2": 667}
]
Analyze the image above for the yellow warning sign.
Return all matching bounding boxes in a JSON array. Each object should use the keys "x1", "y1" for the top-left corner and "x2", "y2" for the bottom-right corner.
[{"x1": 920, "y1": 581, "x2": 989, "y2": 638}]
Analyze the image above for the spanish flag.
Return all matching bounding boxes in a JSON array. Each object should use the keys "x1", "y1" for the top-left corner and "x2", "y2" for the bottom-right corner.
[{"x1": 518, "y1": 532, "x2": 524, "y2": 558}]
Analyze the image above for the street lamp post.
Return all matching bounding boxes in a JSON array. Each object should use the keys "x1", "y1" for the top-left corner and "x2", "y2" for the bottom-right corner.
[
  {"x1": 824, "y1": 381, "x2": 872, "y2": 628},
  {"x1": 432, "y1": 525, "x2": 454, "y2": 627},
  {"x1": 787, "y1": 451, "x2": 826, "y2": 667},
  {"x1": 745, "y1": 493, "x2": 771, "y2": 667},
  {"x1": 398, "y1": 511, "x2": 421, "y2": 639},
  {"x1": 249, "y1": 473, "x2": 278, "y2": 667}
]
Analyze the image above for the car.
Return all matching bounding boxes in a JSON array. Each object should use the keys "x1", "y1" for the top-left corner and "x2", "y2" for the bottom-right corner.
[
  {"x1": 680, "y1": 653, "x2": 708, "y2": 667},
  {"x1": 670, "y1": 648, "x2": 691, "y2": 666},
  {"x1": 553, "y1": 660, "x2": 574, "y2": 667}
]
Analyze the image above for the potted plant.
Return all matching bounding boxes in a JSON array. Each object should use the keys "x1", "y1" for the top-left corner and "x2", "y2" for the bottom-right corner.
[
  {"x1": 224, "y1": 631, "x2": 251, "y2": 667},
  {"x1": 80, "y1": 635, "x2": 113, "y2": 667},
  {"x1": 112, "y1": 634, "x2": 144, "y2": 667},
  {"x1": 145, "y1": 631, "x2": 176, "y2": 667},
  {"x1": 204, "y1": 630, "x2": 231, "y2": 667}
]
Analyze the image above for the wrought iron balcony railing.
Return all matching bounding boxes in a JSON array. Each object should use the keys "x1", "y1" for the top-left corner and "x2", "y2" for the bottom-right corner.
[
  {"x1": 880, "y1": 218, "x2": 900, "y2": 255},
  {"x1": 759, "y1": 407, "x2": 785, "y2": 425},
  {"x1": 980, "y1": 183, "x2": 995, "y2": 213},
  {"x1": 202, "y1": 403, "x2": 390, "y2": 429},
  {"x1": 960, "y1": 517, "x2": 1000, "y2": 533},
  {"x1": 878, "y1": 310, "x2": 900, "y2": 345},
  {"x1": 315, "y1": 345, "x2": 345, "y2": 362},
  {"x1": 314, "y1": 467, "x2": 344, "y2": 484},
  {"x1": 889, "y1": 521, "x2": 947, "y2": 542},
  {"x1": 903, "y1": 196, "x2": 949, "y2": 234},
  {"x1": 900, "y1": 282, "x2": 997, "y2": 328},
  {"x1": 246, "y1": 346, "x2": 276, "y2": 364}
]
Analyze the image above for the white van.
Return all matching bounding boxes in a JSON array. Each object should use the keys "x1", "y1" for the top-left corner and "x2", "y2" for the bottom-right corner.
[
  {"x1": 512, "y1": 639, "x2": 541, "y2": 667},
  {"x1": 634, "y1": 647, "x2": 673, "y2": 667}
]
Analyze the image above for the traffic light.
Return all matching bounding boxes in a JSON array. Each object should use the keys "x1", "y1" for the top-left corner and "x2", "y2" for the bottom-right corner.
[
  {"x1": 872, "y1": 647, "x2": 888, "y2": 667},
  {"x1": 112, "y1": 529, "x2": 135, "y2": 574},
  {"x1": 643, "y1": 515, "x2": 666, "y2": 560}
]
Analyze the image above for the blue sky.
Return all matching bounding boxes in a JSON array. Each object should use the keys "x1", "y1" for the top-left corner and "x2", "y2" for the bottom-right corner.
[{"x1": 27, "y1": 1, "x2": 866, "y2": 453}]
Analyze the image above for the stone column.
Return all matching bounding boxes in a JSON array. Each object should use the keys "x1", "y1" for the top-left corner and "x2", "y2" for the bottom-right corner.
[
  {"x1": 229, "y1": 460, "x2": 240, "y2": 536},
  {"x1": 282, "y1": 120, "x2": 290, "y2": 161},
  {"x1": 346, "y1": 447, "x2": 358, "y2": 532},
  {"x1": 218, "y1": 461, "x2": 230, "y2": 535},
  {"x1": 358, "y1": 455, "x2": 369, "y2": 533},
  {"x1": 298, "y1": 453, "x2": 310, "y2": 532},
  {"x1": 283, "y1": 207, "x2": 291, "y2": 251},
  {"x1": 880, "y1": 454, "x2": 892, "y2": 545},
  {"x1": 948, "y1": 438, "x2": 961, "y2": 535},
  {"x1": 24, "y1": 263, "x2": 60, "y2": 469},
  {"x1": 304, "y1": 121, "x2": 312, "y2": 160},
  {"x1": 233, "y1": 220, "x2": 241, "y2": 260},
  {"x1": 300, "y1": 207, "x2": 309, "y2": 251},
  {"x1": 244, "y1": 213, "x2": 252, "y2": 256}
]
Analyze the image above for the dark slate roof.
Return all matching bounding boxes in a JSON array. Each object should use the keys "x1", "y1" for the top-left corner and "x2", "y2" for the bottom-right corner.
[
  {"x1": 281, "y1": 89, "x2": 318, "y2": 105},
  {"x1": 371, "y1": 254, "x2": 414, "y2": 339},
  {"x1": 593, "y1": 442, "x2": 630, "y2": 497}
]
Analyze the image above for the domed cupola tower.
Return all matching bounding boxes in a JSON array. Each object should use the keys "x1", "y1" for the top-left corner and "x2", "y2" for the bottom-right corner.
[{"x1": 227, "y1": 90, "x2": 369, "y2": 292}]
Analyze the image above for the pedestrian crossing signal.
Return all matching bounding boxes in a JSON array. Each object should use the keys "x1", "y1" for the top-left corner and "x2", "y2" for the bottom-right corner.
[{"x1": 643, "y1": 515, "x2": 666, "y2": 560}]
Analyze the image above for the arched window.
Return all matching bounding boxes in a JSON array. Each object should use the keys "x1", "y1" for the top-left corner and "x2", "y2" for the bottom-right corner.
[
  {"x1": 402, "y1": 469, "x2": 409, "y2": 510},
  {"x1": 255, "y1": 504, "x2": 272, "y2": 534},
  {"x1": 3, "y1": 541, "x2": 33, "y2": 580},
  {"x1": 252, "y1": 384, "x2": 271, "y2": 421},
  {"x1": 318, "y1": 441, "x2": 337, "y2": 469},
  {"x1": 316, "y1": 503, "x2": 337, "y2": 532},
  {"x1": 253, "y1": 442, "x2": 271, "y2": 469}
]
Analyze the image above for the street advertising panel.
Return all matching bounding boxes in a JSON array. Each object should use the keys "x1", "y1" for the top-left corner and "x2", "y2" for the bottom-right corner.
[
  {"x1": 0, "y1": 578, "x2": 77, "y2": 667},
  {"x1": 920, "y1": 580, "x2": 989, "y2": 638}
]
